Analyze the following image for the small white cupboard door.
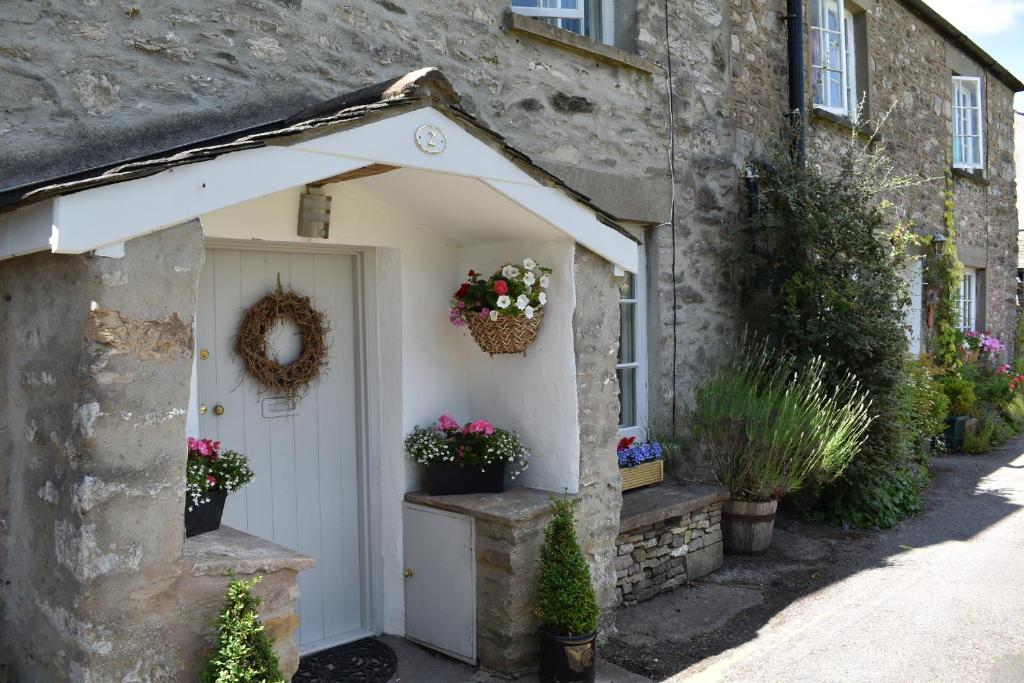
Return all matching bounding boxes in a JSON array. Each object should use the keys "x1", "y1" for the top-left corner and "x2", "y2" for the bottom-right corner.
[
  {"x1": 403, "y1": 504, "x2": 476, "y2": 664},
  {"x1": 197, "y1": 248, "x2": 364, "y2": 653}
]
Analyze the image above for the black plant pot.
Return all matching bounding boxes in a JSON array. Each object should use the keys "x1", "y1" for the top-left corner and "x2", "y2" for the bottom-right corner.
[
  {"x1": 185, "y1": 489, "x2": 227, "y2": 538},
  {"x1": 426, "y1": 462, "x2": 506, "y2": 495},
  {"x1": 539, "y1": 630, "x2": 596, "y2": 683},
  {"x1": 945, "y1": 415, "x2": 970, "y2": 452}
]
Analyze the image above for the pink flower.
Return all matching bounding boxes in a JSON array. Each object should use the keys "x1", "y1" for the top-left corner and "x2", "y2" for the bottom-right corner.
[
  {"x1": 437, "y1": 414, "x2": 460, "y2": 431},
  {"x1": 480, "y1": 308, "x2": 490, "y2": 320},
  {"x1": 464, "y1": 419, "x2": 494, "y2": 436},
  {"x1": 207, "y1": 475, "x2": 218, "y2": 486}
]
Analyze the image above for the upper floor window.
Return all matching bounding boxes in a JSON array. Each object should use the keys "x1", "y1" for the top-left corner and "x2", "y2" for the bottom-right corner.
[
  {"x1": 810, "y1": 0, "x2": 858, "y2": 120},
  {"x1": 511, "y1": 0, "x2": 614, "y2": 45},
  {"x1": 952, "y1": 76, "x2": 984, "y2": 170}
]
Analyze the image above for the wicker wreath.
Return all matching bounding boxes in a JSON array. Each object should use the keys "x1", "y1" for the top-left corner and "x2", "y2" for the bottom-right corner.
[
  {"x1": 236, "y1": 290, "x2": 330, "y2": 398},
  {"x1": 465, "y1": 309, "x2": 545, "y2": 355}
]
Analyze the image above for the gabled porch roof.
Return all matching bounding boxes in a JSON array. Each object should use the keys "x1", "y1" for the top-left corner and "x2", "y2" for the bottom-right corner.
[{"x1": 0, "y1": 68, "x2": 639, "y2": 272}]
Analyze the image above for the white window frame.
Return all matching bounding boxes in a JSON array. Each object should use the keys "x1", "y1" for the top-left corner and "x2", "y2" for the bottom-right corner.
[
  {"x1": 958, "y1": 268, "x2": 977, "y2": 332},
  {"x1": 952, "y1": 76, "x2": 985, "y2": 171},
  {"x1": 617, "y1": 240, "x2": 647, "y2": 439},
  {"x1": 902, "y1": 258, "x2": 924, "y2": 355},
  {"x1": 511, "y1": 0, "x2": 615, "y2": 45},
  {"x1": 810, "y1": 0, "x2": 857, "y2": 120}
]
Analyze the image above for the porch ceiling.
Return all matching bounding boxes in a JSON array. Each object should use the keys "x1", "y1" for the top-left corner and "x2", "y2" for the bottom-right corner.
[{"x1": 345, "y1": 168, "x2": 560, "y2": 246}]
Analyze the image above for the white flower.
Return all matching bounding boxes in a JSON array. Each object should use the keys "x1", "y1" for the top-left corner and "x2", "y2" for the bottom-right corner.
[
  {"x1": 539, "y1": 275, "x2": 550, "y2": 289},
  {"x1": 524, "y1": 306, "x2": 535, "y2": 319},
  {"x1": 523, "y1": 257, "x2": 537, "y2": 270},
  {"x1": 515, "y1": 294, "x2": 529, "y2": 310},
  {"x1": 497, "y1": 295, "x2": 511, "y2": 309},
  {"x1": 502, "y1": 264, "x2": 519, "y2": 278},
  {"x1": 538, "y1": 292, "x2": 547, "y2": 305},
  {"x1": 523, "y1": 271, "x2": 536, "y2": 286},
  {"x1": 489, "y1": 309, "x2": 499, "y2": 321}
]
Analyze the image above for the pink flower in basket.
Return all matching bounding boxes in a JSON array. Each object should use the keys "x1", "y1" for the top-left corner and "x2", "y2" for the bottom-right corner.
[
  {"x1": 436, "y1": 414, "x2": 460, "y2": 431},
  {"x1": 464, "y1": 419, "x2": 495, "y2": 435}
]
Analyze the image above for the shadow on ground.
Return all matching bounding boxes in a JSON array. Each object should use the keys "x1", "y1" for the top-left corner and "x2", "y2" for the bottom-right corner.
[{"x1": 601, "y1": 436, "x2": 1024, "y2": 681}]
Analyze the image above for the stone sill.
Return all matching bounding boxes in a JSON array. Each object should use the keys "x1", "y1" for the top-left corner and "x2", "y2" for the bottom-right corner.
[
  {"x1": 405, "y1": 487, "x2": 572, "y2": 527},
  {"x1": 503, "y1": 11, "x2": 657, "y2": 74},
  {"x1": 952, "y1": 167, "x2": 989, "y2": 186},
  {"x1": 809, "y1": 107, "x2": 878, "y2": 140},
  {"x1": 619, "y1": 482, "x2": 728, "y2": 532},
  {"x1": 184, "y1": 525, "x2": 315, "y2": 577}
]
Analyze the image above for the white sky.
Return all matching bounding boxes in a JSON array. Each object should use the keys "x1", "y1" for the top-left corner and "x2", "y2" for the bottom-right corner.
[{"x1": 924, "y1": 0, "x2": 1024, "y2": 35}]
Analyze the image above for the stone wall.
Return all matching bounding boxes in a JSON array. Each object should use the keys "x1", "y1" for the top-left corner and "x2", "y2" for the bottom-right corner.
[
  {"x1": 572, "y1": 245, "x2": 625, "y2": 624},
  {"x1": 0, "y1": 221, "x2": 309, "y2": 681},
  {"x1": 615, "y1": 500, "x2": 724, "y2": 606}
]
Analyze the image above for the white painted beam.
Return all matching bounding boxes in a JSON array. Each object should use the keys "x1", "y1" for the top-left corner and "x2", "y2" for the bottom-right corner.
[{"x1": 0, "y1": 200, "x2": 55, "y2": 261}]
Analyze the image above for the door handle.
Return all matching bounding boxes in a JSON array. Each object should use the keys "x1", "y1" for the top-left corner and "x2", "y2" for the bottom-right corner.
[
  {"x1": 213, "y1": 404, "x2": 225, "y2": 416},
  {"x1": 403, "y1": 569, "x2": 414, "y2": 578},
  {"x1": 200, "y1": 404, "x2": 208, "y2": 415}
]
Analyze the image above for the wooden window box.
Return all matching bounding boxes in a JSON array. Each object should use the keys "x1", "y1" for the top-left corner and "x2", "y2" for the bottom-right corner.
[{"x1": 620, "y1": 460, "x2": 664, "y2": 491}]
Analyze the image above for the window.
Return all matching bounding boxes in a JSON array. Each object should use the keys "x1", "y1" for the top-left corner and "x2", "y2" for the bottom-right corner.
[
  {"x1": 511, "y1": 0, "x2": 614, "y2": 45},
  {"x1": 952, "y1": 76, "x2": 984, "y2": 170},
  {"x1": 810, "y1": 0, "x2": 858, "y2": 119},
  {"x1": 617, "y1": 256, "x2": 647, "y2": 439},
  {"x1": 958, "y1": 268, "x2": 977, "y2": 331}
]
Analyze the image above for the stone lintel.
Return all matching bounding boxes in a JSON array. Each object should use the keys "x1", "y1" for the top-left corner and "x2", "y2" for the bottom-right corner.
[
  {"x1": 619, "y1": 482, "x2": 728, "y2": 532},
  {"x1": 404, "y1": 487, "x2": 574, "y2": 527},
  {"x1": 503, "y1": 11, "x2": 658, "y2": 74},
  {"x1": 185, "y1": 525, "x2": 315, "y2": 576}
]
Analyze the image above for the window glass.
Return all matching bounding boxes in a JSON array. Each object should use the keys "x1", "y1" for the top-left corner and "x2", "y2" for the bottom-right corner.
[
  {"x1": 811, "y1": 0, "x2": 857, "y2": 119},
  {"x1": 511, "y1": 0, "x2": 599, "y2": 40},
  {"x1": 952, "y1": 77, "x2": 984, "y2": 169},
  {"x1": 617, "y1": 367, "x2": 636, "y2": 428},
  {"x1": 959, "y1": 269, "x2": 977, "y2": 331},
  {"x1": 616, "y1": 254, "x2": 645, "y2": 435}
]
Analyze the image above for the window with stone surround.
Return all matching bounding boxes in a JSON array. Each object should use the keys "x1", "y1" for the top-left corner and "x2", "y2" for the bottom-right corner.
[
  {"x1": 952, "y1": 76, "x2": 985, "y2": 170},
  {"x1": 810, "y1": 0, "x2": 863, "y2": 120},
  {"x1": 511, "y1": 0, "x2": 614, "y2": 45},
  {"x1": 958, "y1": 268, "x2": 978, "y2": 331},
  {"x1": 617, "y1": 243, "x2": 647, "y2": 439}
]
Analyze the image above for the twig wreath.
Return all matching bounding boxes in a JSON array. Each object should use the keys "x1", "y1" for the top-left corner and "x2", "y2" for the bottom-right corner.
[{"x1": 236, "y1": 285, "x2": 330, "y2": 398}]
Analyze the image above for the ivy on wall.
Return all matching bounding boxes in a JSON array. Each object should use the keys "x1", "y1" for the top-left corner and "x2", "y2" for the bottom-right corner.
[{"x1": 928, "y1": 161, "x2": 964, "y2": 369}]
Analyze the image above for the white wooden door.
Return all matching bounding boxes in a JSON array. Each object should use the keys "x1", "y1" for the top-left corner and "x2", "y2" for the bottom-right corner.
[
  {"x1": 197, "y1": 247, "x2": 366, "y2": 653},
  {"x1": 903, "y1": 259, "x2": 924, "y2": 355},
  {"x1": 403, "y1": 503, "x2": 476, "y2": 664}
]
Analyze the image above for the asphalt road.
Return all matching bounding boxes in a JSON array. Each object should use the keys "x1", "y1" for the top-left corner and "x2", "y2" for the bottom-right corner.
[{"x1": 676, "y1": 442, "x2": 1024, "y2": 682}]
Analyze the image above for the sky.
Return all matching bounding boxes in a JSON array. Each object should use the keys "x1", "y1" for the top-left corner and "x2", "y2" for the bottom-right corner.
[{"x1": 923, "y1": 0, "x2": 1024, "y2": 111}]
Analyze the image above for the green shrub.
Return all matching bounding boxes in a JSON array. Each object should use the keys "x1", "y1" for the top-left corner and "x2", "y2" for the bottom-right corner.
[
  {"x1": 689, "y1": 341, "x2": 872, "y2": 502},
  {"x1": 898, "y1": 357, "x2": 950, "y2": 460},
  {"x1": 1002, "y1": 394, "x2": 1024, "y2": 428},
  {"x1": 964, "y1": 401, "x2": 1016, "y2": 454},
  {"x1": 815, "y1": 463, "x2": 926, "y2": 529},
  {"x1": 201, "y1": 577, "x2": 285, "y2": 683},
  {"x1": 940, "y1": 373, "x2": 977, "y2": 416},
  {"x1": 535, "y1": 499, "x2": 598, "y2": 637}
]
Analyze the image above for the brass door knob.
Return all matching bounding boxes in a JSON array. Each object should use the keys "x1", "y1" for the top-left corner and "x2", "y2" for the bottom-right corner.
[
  {"x1": 213, "y1": 404, "x2": 225, "y2": 416},
  {"x1": 403, "y1": 569, "x2": 414, "y2": 578},
  {"x1": 200, "y1": 404, "x2": 208, "y2": 415}
]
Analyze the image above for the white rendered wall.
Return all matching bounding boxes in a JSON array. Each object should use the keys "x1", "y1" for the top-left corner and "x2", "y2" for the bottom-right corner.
[{"x1": 197, "y1": 181, "x2": 583, "y2": 633}]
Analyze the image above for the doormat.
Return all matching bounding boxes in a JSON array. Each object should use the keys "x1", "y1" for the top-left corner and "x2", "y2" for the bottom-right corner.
[{"x1": 295, "y1": 637, "x2": 398, "y2": 683}]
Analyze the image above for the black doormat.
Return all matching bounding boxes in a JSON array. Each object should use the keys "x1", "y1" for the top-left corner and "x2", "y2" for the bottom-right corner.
[{"x1": 295, "y1": 637, "x2": 398, "y2": 683}]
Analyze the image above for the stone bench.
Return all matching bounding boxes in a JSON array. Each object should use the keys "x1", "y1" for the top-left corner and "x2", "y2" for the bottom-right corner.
[{"x1": 615, "y1": 482, "x2": 728, "y2": 606}]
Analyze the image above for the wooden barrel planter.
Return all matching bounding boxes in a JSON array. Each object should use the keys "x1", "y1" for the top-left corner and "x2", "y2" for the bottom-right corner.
[{"x1": 722, "y1": 499, "x2": 778, "y2": 555}]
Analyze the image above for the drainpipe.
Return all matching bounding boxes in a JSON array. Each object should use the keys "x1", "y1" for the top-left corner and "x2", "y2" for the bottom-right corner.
[{"x1": 787, "y1": 0, "x2": 806, "y2": 163}]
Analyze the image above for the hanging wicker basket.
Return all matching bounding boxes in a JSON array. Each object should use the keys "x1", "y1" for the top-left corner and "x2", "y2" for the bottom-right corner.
[{"x1": 465, "y1": 309, "x2": 545, "y2": 355}]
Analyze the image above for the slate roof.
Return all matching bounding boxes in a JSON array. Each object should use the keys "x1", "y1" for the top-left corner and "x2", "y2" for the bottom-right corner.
[{"x1": 0, "y1": 67, "x2": 637, "y2": 243}]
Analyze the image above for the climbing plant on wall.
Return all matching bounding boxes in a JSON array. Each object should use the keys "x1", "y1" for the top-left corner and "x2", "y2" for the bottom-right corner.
[{"x1": 927, "y1": 161, "x2": 964, "y2": 369}]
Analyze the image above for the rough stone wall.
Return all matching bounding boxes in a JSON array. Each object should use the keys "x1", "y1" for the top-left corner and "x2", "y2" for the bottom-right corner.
[
  {"x1": 614, "y1": 501, "x2": 723, "y2": 606},
  {"x1": 0, "y1": 222, "x2": 203, "y2": 680},
  {"x1": 572, "y1": 246, "x2": 624, "y2": 624},
  {"x1": 1017, "y1": 114, "x2": 1024, "y2": 270}
]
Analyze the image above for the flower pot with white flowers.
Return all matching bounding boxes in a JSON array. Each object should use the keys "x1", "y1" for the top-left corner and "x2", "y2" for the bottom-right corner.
[
  {"x1": 185, "y1": 437, "x2": 254, "y2": 538},
  {"x1": 450, "y1": 258, "x2": 551, "y2": 355},
  {"x1": 405, "y1": 414, "x2": 531, "y2": 495}
]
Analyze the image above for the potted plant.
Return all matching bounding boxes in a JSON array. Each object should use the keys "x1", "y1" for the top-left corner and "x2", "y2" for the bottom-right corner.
[
  {"x1": 405, "y1": 414, "x2": 531, "y2": 495},
  {"x1": 535, "y1": 498, "x2": 598, "y2": 683},
  {"x1": 201, "y1": 576, "x2": 285, "y2": 683},
  {"x1": 690, "y1": 343, "x2": 871, "y2": 554},
  {"x1": 185, "y1": 437, "x2": 254, "y2": 538},
  {"x1": 939, "y1": 372, "x2": 977, "y2": 451},
  {"x1": 450, "y1": 258, "x2": 552, "y2": 355},
  {"x1": 617, "y1": 437, "x2": 664, "y2": 491}
]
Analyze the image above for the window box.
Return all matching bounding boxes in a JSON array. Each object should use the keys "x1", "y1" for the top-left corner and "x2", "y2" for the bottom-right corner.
[{"x1": 620, "y1": 459, "x2": 664, "y2": 491}]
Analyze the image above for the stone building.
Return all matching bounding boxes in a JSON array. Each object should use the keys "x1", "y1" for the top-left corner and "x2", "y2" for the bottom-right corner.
[{"x1": 0, "y1": 0, "x2": 1020, "y2": 680}]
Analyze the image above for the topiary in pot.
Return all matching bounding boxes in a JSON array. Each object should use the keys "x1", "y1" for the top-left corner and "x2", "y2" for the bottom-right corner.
[
  {"x1": 201, "y1": 577, "x2": 285, "y2": 683},
  {"x1": 535, "y1": 498, "x2": 598, "y2": 683}
]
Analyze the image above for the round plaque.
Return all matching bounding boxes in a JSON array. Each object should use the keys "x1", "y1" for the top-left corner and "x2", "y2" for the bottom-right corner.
[{"x1": 414, "y1": 124, "x2": 447, "y2": 155}]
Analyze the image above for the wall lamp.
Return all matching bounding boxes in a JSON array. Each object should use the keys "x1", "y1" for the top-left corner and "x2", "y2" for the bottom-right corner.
[
  {"x1": 297, "y1": 185, "x2": 331, "y2": 239},
  {"x1": 929, "y1": 233, "x2": 947, "y2": 259}
]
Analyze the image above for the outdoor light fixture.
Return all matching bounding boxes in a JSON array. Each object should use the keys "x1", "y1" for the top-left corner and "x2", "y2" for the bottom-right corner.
[
  {"x1": 929, "y1": 233, "x2": 947, "y2": 258},
  {"x1": 297, "y1": 185, "x2": 331, "y2": 239}
]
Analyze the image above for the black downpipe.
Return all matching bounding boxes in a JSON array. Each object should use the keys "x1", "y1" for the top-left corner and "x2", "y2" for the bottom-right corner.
[{"x1": 787, "y1": 0, "x2": 806, "y2": 162}]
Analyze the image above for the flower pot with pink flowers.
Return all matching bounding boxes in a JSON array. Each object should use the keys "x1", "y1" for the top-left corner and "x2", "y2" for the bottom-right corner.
[
  {"x1": 185, "y1": 437, "x2": 255, "y2": 537},
  {"x1": 450, "y1": 258, "x2": 552, "y2": 355},
  {"x1": 405, "y1": 415, "x2": 531, "y2": 495}
]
